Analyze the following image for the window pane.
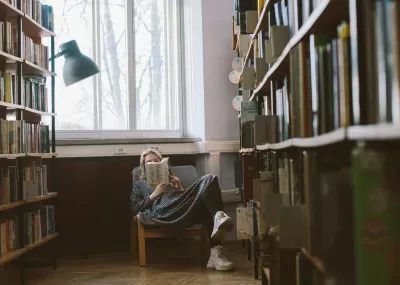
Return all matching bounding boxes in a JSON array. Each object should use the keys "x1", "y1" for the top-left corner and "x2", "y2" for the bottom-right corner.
[
  {"x1": 99, "y1": 0, "x2": 129, "y2": 130},
  {"x1": 134, "y1": 0, "x2": 181, "y2": 130},
  {"x1": 45, "y1": 0, "x2": 95, "y2": 130}
]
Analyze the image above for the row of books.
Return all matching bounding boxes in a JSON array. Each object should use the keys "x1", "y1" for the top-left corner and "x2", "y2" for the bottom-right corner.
[
  {"x1": 23, "y1": 34, "x2": 49, "y2": 69},
  {"x1": 286, "y1": 22, "x2": 351, "y2": 139},
  {"x1": 236, "y1": 0, "x2": 293, "y2": 69},
  {"x1": 0, "y1": 166, "x2": 18, "y2": 206},
  {"x1": 0, "y1": 119, "x2": 50, "y2": 154},
  {"x1": 0, "y1": 20, "x2": 49, "y2": 70},
  {"x1": 0, "y1": 164, "x2": 48, "y2": 206},
  {"x1": 0, "y1": 205, "x2": 55, "y2": 257},
  {"x1": 22, "y1": 0, "x2": 54, "y2": 32},
  {"x1": 3, "y1": 0, "x2": 18, "y2": 8},
  {"x1": 0, "y1": 216, "x2": 19, "y2": 257},
  {"x1": 1, "y1": 71, "x2": 49, "y2": 112},
  {"x1": 240, "y1": 5, "x2": 400, "y2": 132},
  {"x1": 22, "y1": 164, "x2": 48, "y2": 200},
  {"x1": 241, "y1": 110, "x2": 279, "y2": 147},
  {"x1": 240, "y1": 21, "x2": 351, "y2": 146},
  {"x1": 358, "y1": 0, "x2": 400, "y2": 125},
  {"x1": 238, "y1": 0, "x2": 317, "y2": 90},
  {"x1": 234, "y1": 0, "x2": 258, "y2": 13},
  {"x1": 23, "y1": 76, "x2": 48, "y2": 112},
  {"x1": 301, "y1": 146, "x2": 400, "y2": 284},
  {"x1": 302, "y1": 150, "x2": 353, "y2": 284},
  {"x1": 23, "y1": 205, "x2": 55, "y2": 246},
  {"x1": 236, "y1": 1, "x2": 292, "y2": 89},
  {"x1": 250, "y1": 144, "x2": 400, "y2": 284},
  {"x1": 0, "y1": 21, "x2": 17, "y2": 57},
  {"x1": 271, "y1": 0, "x2": 325, "y2": 38}
]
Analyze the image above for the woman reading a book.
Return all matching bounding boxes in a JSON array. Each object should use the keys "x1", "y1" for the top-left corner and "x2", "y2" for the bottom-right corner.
[{"x1": 130, "y1": 148, "x2": 235, "y2": 271}]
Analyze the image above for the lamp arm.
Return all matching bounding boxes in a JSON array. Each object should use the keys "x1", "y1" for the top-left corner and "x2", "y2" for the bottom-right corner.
[{"x1": 49, "y1": 50, "x2": 66, "y2": 62}]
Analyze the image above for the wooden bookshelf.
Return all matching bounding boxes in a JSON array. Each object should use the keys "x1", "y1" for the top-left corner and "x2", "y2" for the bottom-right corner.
[
  {"x1": 292, "y1": 128, "x2": 347, "y2": 147},
  {"x1": 252, "y1": 1, "x2": 273, "y2": 39},
  {"x1": 239, "y1": 147, "x2": 255, "y2": 153},
  {"x1": 0, "y1": 1, "x2": 58, "y2": 284},
  {"x1": 0, "y1": 101, "x2": 56, "y2": 117},
  {"x1": 22, "y1": 14, "x2": 56, "y2": 38},
  {"x1": 26, "y1": 153, "x2": 58, "y2": 158},
  {"x1": 255, "y1": 128, "x2": 347, "y2": 150},
  {"x1": 0, "y1": 201, "x2": 26, "y2": 212},
  {"x1": 0, "y1": 249, "x2": 27, "y2": 266},
  {"x1": 347, "y1": 124, "x2": 400, "y2": 141},
  {"x1": 0, "y1": 193, "x2": 58, "y2": 213},
  {"x1": 253, "y1": 125, "x2": 400, "y2": 151},
  {"x1": 263, "y1": 267, "x2": 270, "y2": 279},
  {"x1": 300, "y1": 248, "x2": 325, "y2": 273},
  {"x1": 0, "y1": 50, "x2": 22, "y2": 63},
  {"x1": 233, "y1": 0, "x2": 400, "y2": 283},
  {"x1": 0, "y1": 153, "x2": 26, "y2": 159},
  {"x1": 237, "y1": 0, "x2": 275, "y2": 84},
  {"x1": 25, "y1": 233, "x2": 59, "y2": 252},
  {"x1": 0, "y1": 101, "x2": 24, "y2": 110},
  {"x1": 26, "y1": 193, "x2": 58, "y2": 204},
  {"x1": 23, "y1": 60, "x2": 57, "y2": 77},
  {"x1": 262, "y1": 267, "x2": 270, "y2": 285},
  {"x1": 24, "y1": 107, "x2": 57, "y2": 117},
  {"x1": 250, "y1": 0, "x2": 348, "y2": 100},
  {"x1": 0, "y1": 153, "x2": 58, "y2": 159},
  {"x1": 0, "y1": 0, "x2": 23, "y2": 18}
]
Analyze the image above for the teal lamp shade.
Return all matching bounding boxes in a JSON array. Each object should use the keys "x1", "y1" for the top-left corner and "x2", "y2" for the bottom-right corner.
[{"x1": 56, "y1": 40, "x2": 100, "y2": 87}]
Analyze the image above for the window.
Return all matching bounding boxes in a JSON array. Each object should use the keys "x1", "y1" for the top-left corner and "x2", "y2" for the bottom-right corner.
[{"x1": 46, "y1": 0, "x2": 184, "y2": 139}]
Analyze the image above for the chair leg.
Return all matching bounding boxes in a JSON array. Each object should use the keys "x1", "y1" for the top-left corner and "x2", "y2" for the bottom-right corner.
[
  {"x1": 137, "y1": 218, "x2": 147, "y2": 266},
  {"x1": 200, "y1": 227, "x2": 209, "y2": 264},
  {"x1": 130, "y1": 218, "x2": 138, "y2": 259}
]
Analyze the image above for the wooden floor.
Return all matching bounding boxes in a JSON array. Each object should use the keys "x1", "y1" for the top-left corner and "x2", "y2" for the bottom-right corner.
[{"x1": 0, "y1": 243, "x2": 260, "y2": 285}]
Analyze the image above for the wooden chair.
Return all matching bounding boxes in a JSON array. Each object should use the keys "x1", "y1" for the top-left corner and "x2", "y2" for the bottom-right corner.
[{"x1": 130, "y1": 165, "x2": 208, "y2": 266}]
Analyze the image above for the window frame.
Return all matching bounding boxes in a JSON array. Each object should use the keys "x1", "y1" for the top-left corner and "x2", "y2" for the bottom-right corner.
[{"x1": 54, "y1": 0, "x2": 187, "y2": 140}]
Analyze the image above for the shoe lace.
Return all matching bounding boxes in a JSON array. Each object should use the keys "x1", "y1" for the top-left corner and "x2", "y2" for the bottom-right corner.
[
  {"x1": 217, "y1": 212, "x2": 225, "y2": 221},
  {"x1": 216, "y1": 246, "x2": 229, "y2": 262}
]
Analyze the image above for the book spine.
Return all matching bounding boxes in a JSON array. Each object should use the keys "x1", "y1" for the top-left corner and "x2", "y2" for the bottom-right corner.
[{"x1": 352, "y1": 146, "x2": 399, "y2": 285}]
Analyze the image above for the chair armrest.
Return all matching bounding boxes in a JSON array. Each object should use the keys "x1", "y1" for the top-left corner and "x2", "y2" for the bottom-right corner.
[{"x1": 132, "y1": 215, "x2": 139, "y2": 223}]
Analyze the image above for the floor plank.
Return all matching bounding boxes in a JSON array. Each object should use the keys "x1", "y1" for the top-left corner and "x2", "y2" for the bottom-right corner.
[{"x1": 1, "y1": 245, "x2": 260, "y2": 285}]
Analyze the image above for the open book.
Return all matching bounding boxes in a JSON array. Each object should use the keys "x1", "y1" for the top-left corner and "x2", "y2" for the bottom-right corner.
[{"x1": 145, "y1": 157, "x2": 170, "y2": 187}]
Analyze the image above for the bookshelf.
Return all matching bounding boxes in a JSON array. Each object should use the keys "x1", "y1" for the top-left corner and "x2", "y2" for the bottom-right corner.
[
  {"x1": 233, "y1": 0, "x2": 400, "y2": 284},
  {"x1": 249, "y1": 0, "x2": 348, "y2": 99},
  {"x1": 0, "y1": 248, "x2": 26, "y2": 267},
  {"x1": 0, "y1": 0, "x2": 58, "y2": 284}
]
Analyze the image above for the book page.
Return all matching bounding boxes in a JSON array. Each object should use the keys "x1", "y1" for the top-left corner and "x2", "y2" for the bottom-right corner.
[
  {"x1": 160, "y1": 157, "x2": 170, "y2": 184},
  {"x1": 145, "y1": 163, "x2": 162, "y2": 186},
  {"x1": 145, "y1": 157, "x2": 170, "y2": 187}
]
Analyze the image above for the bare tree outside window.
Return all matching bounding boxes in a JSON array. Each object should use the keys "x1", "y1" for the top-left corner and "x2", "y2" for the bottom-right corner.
[{"x1": 46, "y1": 0, "x2": 181, "y2": 135}]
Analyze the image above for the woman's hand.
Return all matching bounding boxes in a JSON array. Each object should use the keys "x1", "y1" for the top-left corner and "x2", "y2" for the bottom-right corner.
[
  {"x1": 170, "y1": 175, "x2": 184, "y2": 192},
  {"x1": 149, "y1": 183, "x2": 167, "y2": 201}
]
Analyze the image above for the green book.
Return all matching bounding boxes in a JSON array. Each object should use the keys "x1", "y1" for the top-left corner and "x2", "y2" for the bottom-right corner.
[{"x1": 352, "y1": 144, "x2": 400, "y2": 285}]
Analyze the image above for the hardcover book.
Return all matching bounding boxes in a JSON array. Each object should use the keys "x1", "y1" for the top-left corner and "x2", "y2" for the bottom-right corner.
[{"x1": 145, "y1": 157, "x2": 170, "y2": 187}]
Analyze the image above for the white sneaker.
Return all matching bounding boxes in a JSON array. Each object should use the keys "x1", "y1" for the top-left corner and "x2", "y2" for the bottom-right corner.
[
  {"x1": 211, "y1": 211, "x2": 233, "y2": 240},
  {"x1": 269, "y1": 225, "x2": 280, "y2": 241},
  {"x1": 206, "y1": 245, "x2": 234, "y2": 271}
]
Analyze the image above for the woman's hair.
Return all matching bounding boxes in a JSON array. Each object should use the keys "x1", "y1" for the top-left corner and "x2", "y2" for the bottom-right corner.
[{"x1": 136, "y1": 148, "x2": 163, "y2": 179}]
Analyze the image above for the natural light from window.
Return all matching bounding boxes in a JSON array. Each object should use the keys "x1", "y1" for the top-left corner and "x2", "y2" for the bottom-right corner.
[{"x1": 44, "y1": 0, "x2": 182, "y2": 138}]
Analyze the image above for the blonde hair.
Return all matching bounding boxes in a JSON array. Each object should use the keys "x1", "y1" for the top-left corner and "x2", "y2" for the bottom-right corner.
[{"x1": 137, "y1": 148, "x2": 163, "y2": 179}]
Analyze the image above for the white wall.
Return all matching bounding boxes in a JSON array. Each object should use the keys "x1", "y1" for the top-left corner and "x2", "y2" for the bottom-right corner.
[
  {"x1": 184, "y1": 0, "x2": 239, "y2": 194},
  {"x1": 184, "y1": 0, "x2": 240, "y2": 142},
  {"x1": 202, "y1": 0, "x2": 240, "y2": 142}
]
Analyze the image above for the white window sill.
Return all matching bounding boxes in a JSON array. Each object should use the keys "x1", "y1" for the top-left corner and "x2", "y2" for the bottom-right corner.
[
  {"x1": 56, "y1": 137, "x2": 201, "y2": 146},
  {"x1": 54, "y1": 141, "x2": 240, "y2": 158}
]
